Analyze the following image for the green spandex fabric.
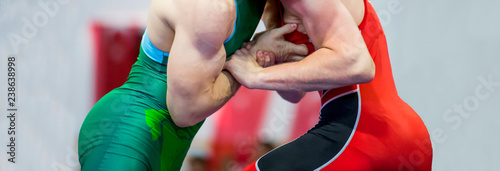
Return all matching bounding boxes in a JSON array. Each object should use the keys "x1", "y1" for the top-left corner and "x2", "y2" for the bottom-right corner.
[{"x1": 78, "y1": 0, "x2": 265, "y2": 170}]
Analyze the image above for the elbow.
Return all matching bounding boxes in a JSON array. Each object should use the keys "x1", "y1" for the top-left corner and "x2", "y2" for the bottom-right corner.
[
  {"x1": 281, "y1": 96, "x2": 301, "y2": 104},
  {"x1": 285, "y1": 93, "x2": 305, "y2": 104},
  {"x1": 170, "y1": 110, "x2": 200, "y2": 128},
  {"x1": 354, "y1": 57, "x2": 375, "y2": 84},
  {"x1": 325, "y1": 45, "x2": 375, "y2": 85},
  {"x1": 286, "y1": 98, "x2": 302, "y2": 104},
  {"x1": 167, "y1": 85, "x2": 203, "y2": 128},
  {"x1": 168, "y1": 98, "x2": 203, "y2": 128},
  {"x1": 278, "y1": 91, "x2": 305, "y2": 104},
  {"x1": 347, "y1": 51, "x2": 375, "y2": 84}
]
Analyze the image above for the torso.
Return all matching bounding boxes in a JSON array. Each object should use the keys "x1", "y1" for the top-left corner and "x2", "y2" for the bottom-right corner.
[
  {"x1": 324, "y1": 1, "x2": 433, "y2": 169},
  {"x1": 282, "y1": 0, "x2": 432, "y2": 169}
]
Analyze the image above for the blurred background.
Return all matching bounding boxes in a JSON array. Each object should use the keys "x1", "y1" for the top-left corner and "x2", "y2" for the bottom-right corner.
[{"x1": 0, "y1": 0, "x2": 499, "y2": 170}]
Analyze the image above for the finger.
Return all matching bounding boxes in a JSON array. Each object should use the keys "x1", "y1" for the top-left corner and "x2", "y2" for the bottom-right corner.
[
  {"x1": 281, "y1": 42, "x2": 309, "y2": 57},
  {"x1": 257, "y1": 50, "x2": 265, "y2": 66},
  {"x1": 290, "y1": 43, "x2": 309, "y2": 56},
  {"x1": 235, "y1": 49, "x2": 247, "y2": 57},
  {"x1": 256, "y1": 50, "x2": 264, "y2": 59},
  {"x1": 243, "y1": 42, "x2": 253, "y2": 49},
  {"x1": 268, "y1": 52, "x2": 276, "y2": 66},
  {"x1": 271, "y1": 24, "x2": 298, "y2": 38},
  {"x1": 287, "y1": 55, "x2": 306, "y2": 62},
  {"x1": 240, "y1": 48, "x2": 250, "y2": 55},
  {"x1": 263, "y1": 52, "x2": 270, "y2": 67},
  {"x1": 257, "y1": 54, "x2": 265, "y2": 67}
]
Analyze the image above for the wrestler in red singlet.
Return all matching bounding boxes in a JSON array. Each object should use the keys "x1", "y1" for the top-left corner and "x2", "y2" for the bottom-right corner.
[{"x1": 244, "y1": 0, "x2": 433, "y2": 170}]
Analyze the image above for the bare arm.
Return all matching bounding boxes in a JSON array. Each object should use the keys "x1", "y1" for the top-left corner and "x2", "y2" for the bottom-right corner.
[
  {"x1": 260, "y1": 1, "x2": 307, "y2": 103},
  {"x1": 262, "y1": 0, "x2": 282, "y2": 30},
  {"x1": 227, "y1": 0, "x2": 374, "y2": 92},
  {"x1": 166, "y1": 1, "x2": 239, "y2": 127}
]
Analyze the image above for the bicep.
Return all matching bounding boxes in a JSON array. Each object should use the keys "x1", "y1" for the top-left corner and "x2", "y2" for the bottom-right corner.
[
  {"x1": 167, "y1": 29, "x2": 227, "y2": 94},
  {"x1": 166, "y1": 7, "x2": 232, "y2": 95},
  {"x1": 278, "y1": 0, "x2": 374, "y2": 86}
]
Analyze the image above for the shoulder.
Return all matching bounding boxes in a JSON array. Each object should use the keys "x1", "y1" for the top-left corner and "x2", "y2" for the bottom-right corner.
[
  {"x1": 281, "y1": 0, "x2": 343, "y2": 17},
  {"x1": 157, "y1": 0, "x2": 235, "y2": 56},
  {"x1": 165, "y1": 0, "x2": 235, "y2": 30},
  {"x1": 151, "y1": 0, "x2": 235, "y2": 31},
  {"x1": 173, "y1": 0, "x2": 236, "y2": 44}
]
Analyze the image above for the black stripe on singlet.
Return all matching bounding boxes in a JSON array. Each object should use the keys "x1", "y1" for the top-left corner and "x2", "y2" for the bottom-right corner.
[{"x1": 256, "y1": 92, "x2": 360, "y2": 171}]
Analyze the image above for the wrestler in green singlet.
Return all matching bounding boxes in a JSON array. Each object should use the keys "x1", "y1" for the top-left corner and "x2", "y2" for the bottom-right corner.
[{"x1": 78, "y1": 0, "x2": 266, "y2": 170}]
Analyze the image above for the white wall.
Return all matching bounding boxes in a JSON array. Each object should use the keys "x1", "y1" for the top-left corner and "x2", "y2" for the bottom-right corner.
[
  {"x1": 0, "y1": 0, "x2": 498, "y2": 170},
  {"x1": 0, "y1": 0, "x2": 149, "y2": 170},
  {"x1": 369, "y1": 0, "x2": 500, "y2": 170}
]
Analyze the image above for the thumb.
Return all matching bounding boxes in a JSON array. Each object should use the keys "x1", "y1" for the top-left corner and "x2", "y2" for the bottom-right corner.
[
  {"x1": 286, "y1": 43, "x2": 309, "y2": 56},
  {"x1": 287, "y1": 55, "x2": 306, "y2": 62},
  {"x1": 271, "y1": 24, "x2": 298, "y2": 38}
]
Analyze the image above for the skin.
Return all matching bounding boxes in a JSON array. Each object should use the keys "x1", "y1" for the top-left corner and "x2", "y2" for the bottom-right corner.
[
  {"x1": 243, "y1": 24, "x2": 309, "y2": 66},
  {"x1": 146, "y1": 0, "x2": 307, "y2": 127},
  {"x1": 226, "y1": 0, "x2": 375, "y2": 103}
]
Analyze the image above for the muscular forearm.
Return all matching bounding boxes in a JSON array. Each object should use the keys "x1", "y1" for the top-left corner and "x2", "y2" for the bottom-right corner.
[
  {"x1": 168, "y1": 70, "x2": 240, "y2": 127},
  {"x1": 208, "y1": 70, "x2": 241, "y2": 108},
  {"x1": 249, "y1": 48, "x2": 374, "y2": 92}
]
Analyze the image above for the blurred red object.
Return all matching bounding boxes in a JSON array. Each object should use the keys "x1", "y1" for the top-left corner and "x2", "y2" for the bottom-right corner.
[
  {"x1": 210, "y1": 87, "x2": 271, "y2": 170},
  {"x1": 210, "y1": 88, "x2": 320, "y2": 170},
  {"x1": 91, "y1": 22, "x2": 142, "y2": 102}
]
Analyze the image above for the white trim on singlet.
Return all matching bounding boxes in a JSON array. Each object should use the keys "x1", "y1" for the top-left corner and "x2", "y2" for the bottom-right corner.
[
  {"x1": 255, "y1": 85, "x2": 362, "y2": 171},
  {"x1": 321, "y1": 89, "x2": 331, "y2": 98},
  {"x1": 313, "y1": 84, "x2": 362, "y2": 171}
]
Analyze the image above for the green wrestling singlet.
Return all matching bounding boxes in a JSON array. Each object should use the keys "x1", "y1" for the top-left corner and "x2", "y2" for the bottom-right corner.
[{"x1": 78, "y1": 0, "x2": 266, "y2": 170}]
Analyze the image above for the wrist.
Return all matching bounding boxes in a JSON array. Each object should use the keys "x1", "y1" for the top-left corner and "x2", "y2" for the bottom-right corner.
[{"x1": 246, "y1": 68, "x2": 264, "y2": 89}]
